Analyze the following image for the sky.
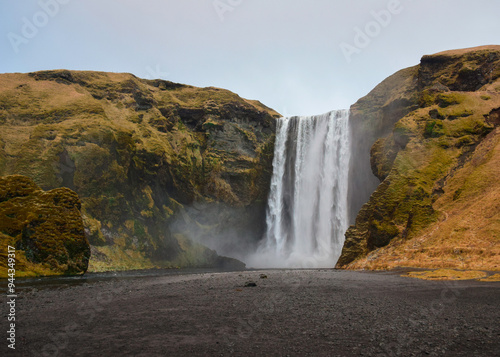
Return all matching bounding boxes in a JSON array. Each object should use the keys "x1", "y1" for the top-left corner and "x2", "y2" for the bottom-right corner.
[{"x1": 0, "y1": 0, "x2": 499, "y2": 116}]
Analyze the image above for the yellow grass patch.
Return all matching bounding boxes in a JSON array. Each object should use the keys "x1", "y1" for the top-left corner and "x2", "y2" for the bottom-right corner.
[{"x1": 405, "y1": 269, "x2": 487, "y2": 280}]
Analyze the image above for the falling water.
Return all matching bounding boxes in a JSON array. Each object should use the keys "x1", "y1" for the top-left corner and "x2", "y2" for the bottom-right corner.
[{"x1": 249, "y1": 110, "x2": 351, "y2": 268}]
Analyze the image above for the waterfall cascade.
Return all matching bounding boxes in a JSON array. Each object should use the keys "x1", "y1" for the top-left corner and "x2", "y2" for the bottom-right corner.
[{"x1": 250, "y1": 110, "x2": 351, "y2": 268}]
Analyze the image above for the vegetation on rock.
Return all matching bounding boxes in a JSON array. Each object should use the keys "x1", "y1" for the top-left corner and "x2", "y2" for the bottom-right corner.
[
  {"x1": 0, "y1": 175, "x2": 90, "y2": 276},
  {"x1": 405, "y1": 269, "x2": 488, "y2": 281},
  {"x1": 0, "y1": 70, "x2": 279, "y2": 272},
  {"x1": 339, "y1": 45, "x2": 500, "y2": 271}
]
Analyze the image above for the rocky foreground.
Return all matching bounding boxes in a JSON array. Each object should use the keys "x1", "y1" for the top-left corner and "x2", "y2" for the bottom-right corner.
[{"x1": 3, "y1": 269, "x2": 499, "y2": 356}]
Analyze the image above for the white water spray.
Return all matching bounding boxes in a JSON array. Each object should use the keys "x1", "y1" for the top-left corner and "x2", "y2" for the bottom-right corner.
[{"x1": 249, "y1": 110, "x2": 351, "y2": 268}]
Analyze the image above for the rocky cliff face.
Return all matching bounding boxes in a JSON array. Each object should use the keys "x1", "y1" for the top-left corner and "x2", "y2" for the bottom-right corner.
[
  {"x1": 0, "y1": 70, "x2": 279, "y2": 271},
  {"x1": 0, "y1": 175, "x2": 90, "y2": 276},
  {"x1": 339, "y1": 45, "x2": 500, "y2": 270}
]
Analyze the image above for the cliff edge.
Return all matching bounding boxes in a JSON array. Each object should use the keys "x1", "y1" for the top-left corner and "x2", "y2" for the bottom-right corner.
[
  {"x1": 0, "y1": 71, "x2": 279, "y2": 272},
  {"x1": 339, "y1": 45, "x2": 500, "y2": 270}
]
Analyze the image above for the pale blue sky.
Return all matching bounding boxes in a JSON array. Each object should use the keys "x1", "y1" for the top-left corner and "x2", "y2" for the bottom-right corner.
[{"x1": 1, "y1": 0, "x2": 499, "y2": 116}]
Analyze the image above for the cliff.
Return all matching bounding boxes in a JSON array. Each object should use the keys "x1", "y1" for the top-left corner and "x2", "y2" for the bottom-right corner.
[
  {"x1": 338, "y1": 45, "x2": 500, "y2": 270},
  {"x1": 0, "y1": 70, "x2": 279, "y2": 272},
  {"x1": 0, "y1": 175, "x2": 90, "y2": 276}
]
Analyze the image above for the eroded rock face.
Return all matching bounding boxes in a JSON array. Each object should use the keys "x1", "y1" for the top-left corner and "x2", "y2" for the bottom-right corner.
[
  {"x1": 347, "y1": 66, "x2": 420, "y2": 224},
  {"x1": 339, "y1": 45, "x2": 500, "y2": 269},
  {"x1": 0, "y1": 71, "x2": 280, "y2": 271},
  {"x1": 0, "y1": 175, "x2": 90, "y2": 276}
]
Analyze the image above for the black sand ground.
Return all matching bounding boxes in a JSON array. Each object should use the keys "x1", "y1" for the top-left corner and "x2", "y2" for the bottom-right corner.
[{"x1": 2, "y1": 269, "x2": 499, "y2": 356}]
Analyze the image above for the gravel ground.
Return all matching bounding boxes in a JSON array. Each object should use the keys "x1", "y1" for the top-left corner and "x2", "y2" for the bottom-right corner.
[{"x1": 2, "y1": 269, "x2": 499, "y2": 356}]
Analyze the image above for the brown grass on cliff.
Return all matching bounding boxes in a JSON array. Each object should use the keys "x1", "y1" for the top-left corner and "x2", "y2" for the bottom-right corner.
[
  {"x1": 347, "y1": 126, "x2": 500, "y2": 272},
  {"x1": 429, "y1": 45, "x2": 500, "y2": 57}
]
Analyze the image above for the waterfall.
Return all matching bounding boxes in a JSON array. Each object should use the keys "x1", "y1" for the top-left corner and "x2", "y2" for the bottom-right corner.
[{"x1": 249, "y1": 110, "x2": 351, "y2": 268}]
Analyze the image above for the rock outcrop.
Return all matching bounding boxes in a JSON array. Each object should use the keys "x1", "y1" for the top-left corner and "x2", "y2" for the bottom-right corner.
[
  {"x1": 339, "y1": 45, "x2": 500, "y2": 270},
  {"x1": 0, "y1": 70, "x2": 279, "y2": 271},
  {"x1": 0, "y1": 175, "x2": 90, "y2": 276}
]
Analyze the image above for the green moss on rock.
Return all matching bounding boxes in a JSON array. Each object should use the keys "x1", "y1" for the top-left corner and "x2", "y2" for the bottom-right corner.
[
  {"x1": 339, "y1": 45, "x2": 500, "y2": 268},
  {"x1": 0, "y1": 175, "x2": 90, "y2": 276},
  {"x1": 0, "y1": 70, "x2": 280, "y2": 271}
]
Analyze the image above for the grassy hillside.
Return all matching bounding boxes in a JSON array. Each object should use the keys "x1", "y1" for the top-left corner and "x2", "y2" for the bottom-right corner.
[
  {"x1": 339, "y1": 45, "x2": 500, "y2": 271},
  {"x1": 0, "y1": 70, "x2": 279, "y2": 273}
]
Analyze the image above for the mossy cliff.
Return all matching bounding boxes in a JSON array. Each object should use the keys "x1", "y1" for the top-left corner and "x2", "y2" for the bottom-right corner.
[
  {"x1": 0, "y1": 70, "x2": 279, "y2": 272},
  {"x1": 338, "y1": 45, "x2": 500, "y2": 270},
  {"x1": 0, "y1": 175, "x2": 90, "y2": 276}
]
